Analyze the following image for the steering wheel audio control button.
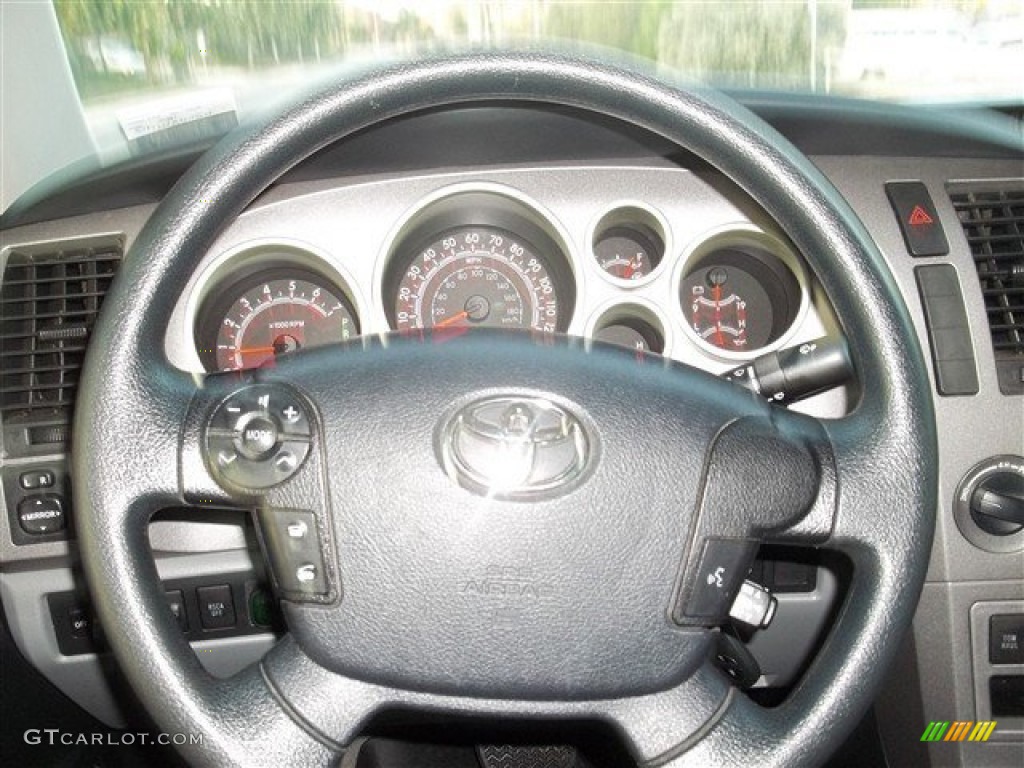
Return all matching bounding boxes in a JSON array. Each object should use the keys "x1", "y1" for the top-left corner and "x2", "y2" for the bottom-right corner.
[
  {"x1": 235, "y1": 414, "x2": 279, "y2": 460},
  {"x1": 256, "y1": 509, "x2": 330, "y2": 600},
  {"x1": 680, "y1": 537, "x2": 757, "y2": 622},
  {"x1": 205, "y1": 385, "x2": 313, "y2": 490}
]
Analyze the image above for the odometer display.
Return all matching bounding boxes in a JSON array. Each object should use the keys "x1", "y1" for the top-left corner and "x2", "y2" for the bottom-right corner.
[
  {"x1": 393, "y1": 226, "x2": 560, "y2": 333},
  {"x1": 206, "y1": 274, "x2": 357, "y2": 371}
]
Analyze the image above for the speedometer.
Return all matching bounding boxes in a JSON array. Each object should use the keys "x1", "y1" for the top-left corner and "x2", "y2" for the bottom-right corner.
[{"x1": 392, "y1": 225, "x2": 560, "y2": 333}]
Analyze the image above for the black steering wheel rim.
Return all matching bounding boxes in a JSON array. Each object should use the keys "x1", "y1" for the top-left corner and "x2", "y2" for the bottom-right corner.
[{"x1": 73, "y1": 52, "x2": 936, "y2": 767}]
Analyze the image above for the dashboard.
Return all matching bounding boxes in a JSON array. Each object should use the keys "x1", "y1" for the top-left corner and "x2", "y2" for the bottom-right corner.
[{"x1": 1, "y1": 102, "x2": 1022, "y2": 767}]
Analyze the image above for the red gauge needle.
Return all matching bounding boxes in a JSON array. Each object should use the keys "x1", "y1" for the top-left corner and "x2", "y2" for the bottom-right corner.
[
  {"x1": 712, "y1": 284, "x2": 724, "y2": 347},
  {"x1": 434, "y1": 310, "x2": 469, "y2": 329},
  {"x1": 238, "y1": 346, "x2": 276, "y2": 355}
]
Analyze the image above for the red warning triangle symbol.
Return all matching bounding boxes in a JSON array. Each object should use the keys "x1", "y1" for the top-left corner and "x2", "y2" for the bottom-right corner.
[{"x1": 908, "y1": 205, "x2": 934, "y2": 226}]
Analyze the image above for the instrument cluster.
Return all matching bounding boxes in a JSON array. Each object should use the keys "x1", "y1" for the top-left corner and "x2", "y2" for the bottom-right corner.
[{"x1": 191, "y1": 179, "x2": 813, "y2": 374}]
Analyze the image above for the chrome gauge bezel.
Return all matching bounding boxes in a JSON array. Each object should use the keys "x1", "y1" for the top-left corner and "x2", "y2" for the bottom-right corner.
[
  {"x1": 671, "y1": 224, "x2": 811, "y2": 362},
  {"x1": 187, "y1": 239, "x2": 364, "y2": 372},
  {"x1": 586, "y1": 202, "x2": 671, "y2": 288},
  {"x1": 584, "y1": 297, "x2": 673, "y2": 357},
  {"x1": 376, "y1": 183, "x2": 578, "y2": 334}
]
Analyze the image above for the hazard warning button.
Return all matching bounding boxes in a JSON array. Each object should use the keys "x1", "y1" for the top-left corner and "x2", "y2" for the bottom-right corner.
[{"x1": 885, "y1": 181, "x2": 949, "y2": 257}]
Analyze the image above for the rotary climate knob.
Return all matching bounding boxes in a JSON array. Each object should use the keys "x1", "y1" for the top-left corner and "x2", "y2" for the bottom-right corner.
[
  {"x1": 956, "y1": 456, "x2": 1024, "y2": 538},
  {"x1": 971, "y1": 471, "x2": 1024, "y2": 535}
]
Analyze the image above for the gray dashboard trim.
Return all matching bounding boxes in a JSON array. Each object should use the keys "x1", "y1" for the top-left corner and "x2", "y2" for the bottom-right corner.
[{"x1": 0, "y1": 549, "x2": 276, "y2": 728}]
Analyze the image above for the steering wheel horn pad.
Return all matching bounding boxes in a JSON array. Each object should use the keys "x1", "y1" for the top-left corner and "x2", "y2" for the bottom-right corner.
[
  {"x1": 74, "y1": 53, "x2": 935, "y2": 767},
  {"x1": 183, "y1": 331, "x2": 832, "y2": 703}
]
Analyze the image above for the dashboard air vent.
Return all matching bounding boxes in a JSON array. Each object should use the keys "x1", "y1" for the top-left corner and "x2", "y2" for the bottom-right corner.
[
  {"x1": 0, "y1": 238, "x2": 122, "y2": 436},
  {"x1": 949, "y1": 185, "x2": 1024, "y2": 395}
]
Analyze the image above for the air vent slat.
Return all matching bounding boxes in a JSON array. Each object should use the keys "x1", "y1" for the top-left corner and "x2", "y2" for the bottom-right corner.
[
  {"x1": 0, "y1": 240, "x2": 122, "y2": 422},
  {"x1": 967, "y1": 233, "x2": 1023, "y2": 244},
  {"x1": 960, "y1": 216, "x2": 1022, "y2": 226},
  {"x1": 983, "y1": 286, "x2": 1024, "y2": 296},
  {"x1": 0, "y1": 345, "x2": 89, "y2": 356},
  {"x1": 0, "y1": 308, "x2": 104, "y2": 323},
  {"x1": 1, "y1": 380, "x2": 79, "y2": 395},
  {"x1": 972, "y1": 251, "x2": 1024, "y2": 263},
  {"x1": 1, "y1": 364, "x2": 81, "y2": 377},
  {"x1": 0, "y1": 289, "x2": 110, "y2": 301},
  {"x1": 950, "y1": 184, "x2": 1024, "y2": 395}
]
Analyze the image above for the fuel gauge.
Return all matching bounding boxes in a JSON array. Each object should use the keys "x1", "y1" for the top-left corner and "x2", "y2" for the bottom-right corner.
[{"x1": 593, "y1": 222, "x2": 664, "y2": 281}]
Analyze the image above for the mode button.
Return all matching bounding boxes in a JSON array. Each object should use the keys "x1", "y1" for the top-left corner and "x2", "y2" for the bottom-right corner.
[{"x1": 236, "y1": 415, "x2": 279, "y2": 461}]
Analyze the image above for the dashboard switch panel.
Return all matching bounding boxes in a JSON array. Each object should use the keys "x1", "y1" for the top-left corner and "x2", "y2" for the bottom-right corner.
[
  {"x1": 47, "y1": 574, "x2": 281, "y2": 656},
  {"x1": 885, "y1": 181, "x2": 949, "y2": 257},
  {"x1": 3, "y1": 462, "x2": 71, "y2": 544},
  {"x1": 915, "y1": 265, "x2": 979, "y2": 396}
]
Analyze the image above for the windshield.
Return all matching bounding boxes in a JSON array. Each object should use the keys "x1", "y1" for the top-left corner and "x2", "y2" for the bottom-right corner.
[
  {"x1": 53, "y1": 0, "x2": 1024, "y2": 102},
  {"x1": 3, "y1": 0, "x2": 1020, "y2": 211}
]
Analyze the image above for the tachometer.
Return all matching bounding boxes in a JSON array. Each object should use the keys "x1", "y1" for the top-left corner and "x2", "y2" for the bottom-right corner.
[
  {"x1": 200, "y1": 271, "x2": 358, "y2": 371},
  {"x1": 392, "y1": 225, "x2": 560, "y2": 333}
]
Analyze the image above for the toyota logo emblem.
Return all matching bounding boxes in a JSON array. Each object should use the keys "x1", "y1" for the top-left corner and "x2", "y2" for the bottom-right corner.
[{"x1": 439, "y1": 395, "x2": 593, "y2": 500}]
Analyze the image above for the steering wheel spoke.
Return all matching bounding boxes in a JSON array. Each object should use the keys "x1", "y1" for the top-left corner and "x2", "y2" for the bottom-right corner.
[{"x1": 262, "y1": 634, "x2": 737, "y2": 765}]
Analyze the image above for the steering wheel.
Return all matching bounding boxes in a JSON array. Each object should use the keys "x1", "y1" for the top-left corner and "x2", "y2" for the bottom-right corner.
[{"x1": 74, "y1": 53, "x2": 936, "y2": 767}]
